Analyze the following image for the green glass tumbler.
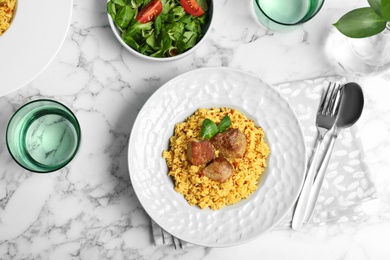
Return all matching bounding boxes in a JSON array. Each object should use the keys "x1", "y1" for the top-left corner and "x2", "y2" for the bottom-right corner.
[
  {"x1": 253, "y1": 0, "x2": 324, "y2": 31},
  {"x1": 6, "y1": 99, "x2": 81, "y2": 173}
]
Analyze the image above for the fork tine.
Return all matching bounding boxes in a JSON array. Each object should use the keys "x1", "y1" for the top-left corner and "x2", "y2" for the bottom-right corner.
[
  {"x1": 330, "y1": 85, "x2": 341, "y2": 116},
  {"x1": 325, "y1": 83, "x2": 339, "y2": 116},
  {"x1": 319, "y1": 82, "x2": 335, "y2": 115},
  {"x1": 318, "y1": 82, "x2": 331, "y2": 113}
]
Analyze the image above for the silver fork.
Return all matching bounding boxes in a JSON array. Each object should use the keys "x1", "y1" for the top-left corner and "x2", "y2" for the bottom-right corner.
[{"x1": 292, "y1": 82, "x2": 341, "y2": 231}]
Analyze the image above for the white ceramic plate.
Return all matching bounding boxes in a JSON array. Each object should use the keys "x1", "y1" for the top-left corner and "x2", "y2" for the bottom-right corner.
[
  {"x1": 128, "y1": 67, "x2": 306, "y2": 247},
  {"x1": 0, "y1": 0, "x2": 72, "y2": 96}
]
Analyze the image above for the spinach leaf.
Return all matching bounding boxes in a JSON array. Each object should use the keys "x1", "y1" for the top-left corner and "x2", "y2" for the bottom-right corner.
[
  {"x1": 115, "y1": 5, "x2": 135, "y2": 30},
  {"x1": 112, "y1": 0, "x2": 126, "y2": 6},
  {"x1": 107, "y1": 1, "x2": 117, "y2": 20},
  {"x1": 154, "y1": 15, "x2": 162, "y2": 35}
]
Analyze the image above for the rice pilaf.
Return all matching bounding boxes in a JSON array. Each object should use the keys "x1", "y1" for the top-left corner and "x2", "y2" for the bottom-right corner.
[
  {"x1": 0, "y1": 0, "x2": 16, "y2": 35},
  {"x1": 162, "y1": 107, "x2": 270, "y2": 210}
]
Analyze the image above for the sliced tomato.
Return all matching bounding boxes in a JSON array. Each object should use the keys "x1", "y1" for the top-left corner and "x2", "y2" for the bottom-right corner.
[
  {"x1": 136, "y1": 0, "x2": 163, "y2": 24},
  {"x1": 180, "y1": 0, "x2": 204, "y2": 17}
]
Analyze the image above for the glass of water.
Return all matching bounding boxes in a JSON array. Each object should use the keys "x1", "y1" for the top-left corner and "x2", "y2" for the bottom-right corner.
[
  {"x1": 6, "y1": 99, "x2": 81, "y2": 173},
  {"x1": 253, "y1": 0, "x2": 324, "y2": 31}
]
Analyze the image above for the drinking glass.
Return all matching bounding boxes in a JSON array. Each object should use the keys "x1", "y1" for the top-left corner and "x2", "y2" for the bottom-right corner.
[
  {"x1": 6, "y1": 99, "x2": 81, "y2": 173},
  {"x1": 253, "y1": 0, "x2": 325, "y2": 31},
  {"x1": 325, "y1": 23, "x2": 390, "y2": 77}
]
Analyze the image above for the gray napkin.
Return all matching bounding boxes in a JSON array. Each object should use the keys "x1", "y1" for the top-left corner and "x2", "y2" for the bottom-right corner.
[{"x1": 151, "y1": 76, "x2": 378, "y2": 248}]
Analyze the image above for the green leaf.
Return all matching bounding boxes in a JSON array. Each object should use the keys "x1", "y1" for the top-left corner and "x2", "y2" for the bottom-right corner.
[
  {"x1": 154, "y1": 15, "x2": 162, "y2": 35},
  {"x1": 217, "y1": 116, "x2": 231, "y2": 133},
  {"x1": 171, "y1": 6, "x2": 186, "y2": 21},
  {"x1": 107, "y1": 1, "x2": 117, "y2": 20},
  {"x1": 197, "y1": 0, "x2": 208, "y2": 12},
  {"x1": 130, "y1": 0, "x2": 145, "y2": 8},
  {"x1": 146, "y1": 33, "x2": 157, "y2": 49},
  {"x1": 382, "y1": 0, "x2": 390, "y2": 21},
  {"x1": 150, "y1": 49, "x2": 164, "y2": 57},
  {"x1": 368, "y1": 0, "x2": 383, "y2": 17},
  {"x1": 200, "y1": 119, "x2": 218, "y2": 139},
  {"x1": 161, "y1": 30, "x2": 171, "y2": 47},
  {"x1": 115, "y1": 5, "x2": 135, "y2": 30},
  {"x1": 112, "y1": 0, "x2": 127, "y2": 6},
  {"x1": 185, "y1": 21, "x2": 198, "y2": 32},
  {"x1": 128, "y1": 21, "x2": 153, "y2": 35},
  {"x1": 333, "y1": 7, "x2": 387, "y2": 38},
  {"x1": 182, "y1": 31, "x2": 198, "y2": 49},
  {"x1": 121, "y1": 31, "x2": 139, "y2": 50}
]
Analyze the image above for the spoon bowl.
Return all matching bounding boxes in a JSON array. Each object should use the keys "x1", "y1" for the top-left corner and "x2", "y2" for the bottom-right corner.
[{"x1": 336, "y1": 82, "x2": 364, "y2": 129}]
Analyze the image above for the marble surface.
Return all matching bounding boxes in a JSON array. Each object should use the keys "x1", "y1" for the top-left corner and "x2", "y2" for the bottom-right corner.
[{"x1": 1, "y1": 0, "x2": 390, "y2": 259}]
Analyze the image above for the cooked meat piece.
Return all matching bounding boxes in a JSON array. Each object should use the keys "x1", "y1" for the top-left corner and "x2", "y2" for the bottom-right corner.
[
  {"x1": 187, "y1": 138, "x2": 215, "y2": 166},
  {"x1": 211, "y1": 128, "x2": 247, "y2": 158},
  {"x1": 202, "y1": 157, "x2": 233, "y2": 183}
]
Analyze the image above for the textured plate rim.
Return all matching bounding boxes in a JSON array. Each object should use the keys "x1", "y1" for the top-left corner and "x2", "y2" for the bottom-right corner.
[
  {"x1": 128, "y1": 67, "x2": 306, "y2": 247},
  {"x1": 0, "y1": 0, "x2": 73, "y2": 96}
]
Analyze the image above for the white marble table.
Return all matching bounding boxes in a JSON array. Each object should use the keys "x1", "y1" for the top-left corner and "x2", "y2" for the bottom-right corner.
[{"x1": 1, "y1": 0, "x2": 390, "y2": 259}]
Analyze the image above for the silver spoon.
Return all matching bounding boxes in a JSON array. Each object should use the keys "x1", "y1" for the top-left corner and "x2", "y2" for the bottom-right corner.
[{"x1": 303, "y1": 82, "x2": 364, "y2": 223}]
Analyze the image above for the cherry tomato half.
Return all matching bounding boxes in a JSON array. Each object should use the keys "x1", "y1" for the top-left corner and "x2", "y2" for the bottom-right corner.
[
  {"x1": 136, "y1": 0, "x2": 163, "y2": 23},
  {"x1": 180, "y1": 0, "x2": 204, "y2": 17}
]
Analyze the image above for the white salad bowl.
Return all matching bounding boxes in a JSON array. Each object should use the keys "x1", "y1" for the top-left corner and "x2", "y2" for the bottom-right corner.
[{"x1": 107, "y1": 0, "x2": 214, "y2": 62}]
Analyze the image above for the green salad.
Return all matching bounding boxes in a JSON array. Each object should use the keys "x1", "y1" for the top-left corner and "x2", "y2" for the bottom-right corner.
[{"x1": 107, "y1": 0, "x2": 209, "y2": 58}]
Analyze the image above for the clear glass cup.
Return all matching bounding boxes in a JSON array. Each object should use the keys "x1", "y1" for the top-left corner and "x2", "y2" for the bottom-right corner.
[
  {"x1": 325, "y1": 23, "x2": 390, "y2": 77},
  {"x1": 349, "y1": 23, "x2": 390, "y2": 66},
  {"x1": 6, "y1": 99, "x2": 81, "y2": 173},
  {"x1": 253, "y1": 0, "x2": 325, "y2": 31}
]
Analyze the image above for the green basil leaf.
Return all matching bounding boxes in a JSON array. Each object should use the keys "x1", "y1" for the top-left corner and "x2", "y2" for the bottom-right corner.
[
  {"x1": 217, "y1": 116, "x2": 231, "y2": 133},
  {"x1": 334, "y1": 7, "x2": 387, "y2": 38},
  {"x1": 200, "y1": 119, "x2": 218, "y2": 139},
  {"x1": 382, "y1": 0, "x2": 390, "y2": 21}
]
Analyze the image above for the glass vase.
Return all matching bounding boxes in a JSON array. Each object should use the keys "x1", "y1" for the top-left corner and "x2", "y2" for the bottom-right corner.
[{"x1": 325, "y1": 22, "x2": 390, "y2": 77}]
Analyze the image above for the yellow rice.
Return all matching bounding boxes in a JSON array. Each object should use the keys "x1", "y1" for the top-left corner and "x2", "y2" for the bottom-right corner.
[
  {"x1": 0, "y1": 0, "x2": 16, "y2": 35},
  {"x1": 162, "y1": 107, "x2": 270, "y2": 210}
]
